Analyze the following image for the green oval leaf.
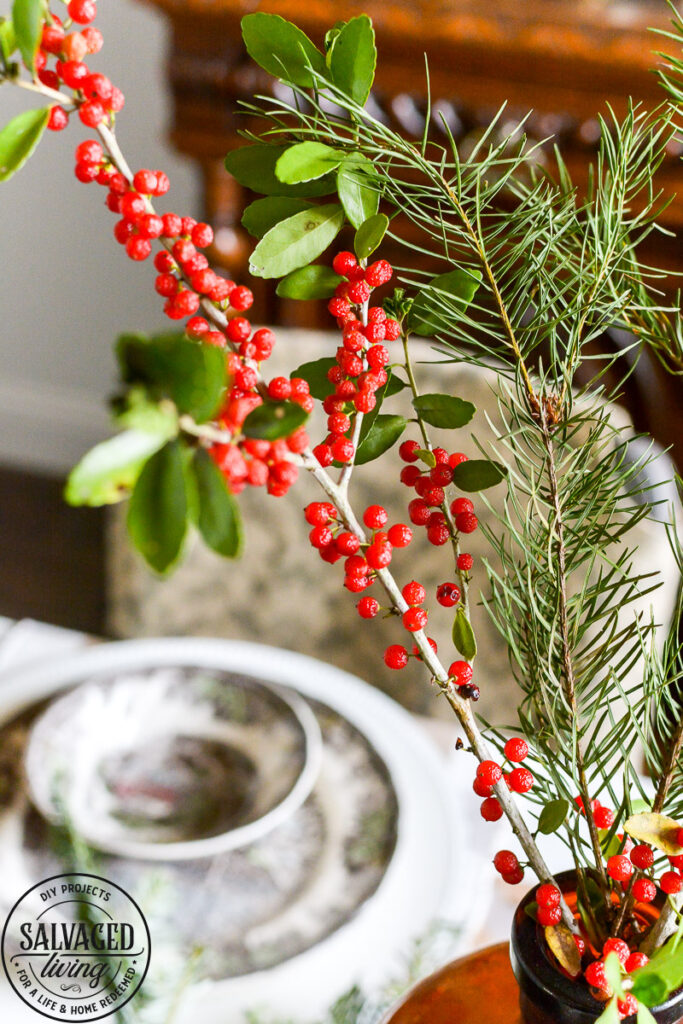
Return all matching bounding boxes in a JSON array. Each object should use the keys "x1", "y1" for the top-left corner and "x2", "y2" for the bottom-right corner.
[
  {"x1": 354, "y1": 213, "x2": 389, "y2": 260},
  {"x1": 329, "y1": 14, "x2": 376, "y2": 106},
  {"x1": 116, "y1": 333, "x2": 227, "y2": 424},
  {"x1": 412, "y1": 393, "x2": 476, "y2": 429},
  {"x1": 291, "y1": 356, "x2": 336, "y2": 400},
  {"x1": 241, "y1": 13, "x2": 327, "y2": 88},
  {"x1": 12, "y1": 0, "x2": 43, "y2": 72},
  {"x1": 225, "y1": 145, "x2": 336, "y2": 198},
  {"x1": 65, "y1": 429, "x2": 174, "y2": 507},
  {"x1": 538, "y1": 798, "x2": 570, "y2": 835},
  {"x1": 241, "y1": 197, "x2": 312, "y2": 238},
  {"x1": 275, "y1": 142, "x2": 343, "y2": 184},
  {"x1": 276, "y1": 264, "x2": 343, "y2": 300},
  {"x1": 451, "y1": 459, "x2": 506, "y2": 492},
  {"x1": 452, "y1": 608, "x2": 477, "y2": 660},
  {"x1": 336, "y1": 153, "x2": 379, "y2": 229},
  {"x1": 630, "y1": 934, "x2": 683, "y2": 1007},
  {"x1": 416, "y1": 448, "x2": 437, "y2": 468},
  {"x1": 354, "y1": 413, "x2": 406, "y2": 465},
  {"x1": 192, "y1": 448, "x2": 244, "y2": 559},
  {"x1": 126, "y1": 441, "x2": 188, "y2": 574},
  {"x1": 409, "y1": 268, "x2": 482, "y2": 337},
  {"x1": 249, "y1": 203, "x2": 345, "y2": 279},
  {"x1": 242, "y1": 400, "x2": 308, "y2": 441},
  {"x1": 0, "y1": 18, "x2": 18, "y2": 61},
  {"x1": 0, "y1": 106, "x2": 49, "y2": 183}
]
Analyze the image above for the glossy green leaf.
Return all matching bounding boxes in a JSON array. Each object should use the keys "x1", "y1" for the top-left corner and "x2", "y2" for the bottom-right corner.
[
  {"x1": 538, "y1": 798, "x2": 570, "y2": 835},
  {"x1": 65, "y1": 429, "x2": 173, "y2": 507},
  {"x1": 354, "y1": 213, "x2": 388, "y2": 260},
  {"x1": 0, "y1": 106, "x2": 49, "y2": 182},
  {"x1": 0, "y1": 19, "x2": 17, "y2": 61},
  {"x1": 241, "y1": 13, "x2": 327, "y2": 88},
  {"x1": 355, "y1": 371, "x2": 403, "y2": 444},
  {"x1": 329, "y1": 14, "x2": 376, "y2": 106},
  {"x1": 241, "y1": 196, "x2": 312, "y2": 238},
  {"x1": 276, "y1": 264, "x2": 343, "y2": 300},
  {"x1": 451, "y1": 459, "x2": 507, "y2": 492},
  {"x1": 225, "y1": 145, "x2": 336, "y2": 198},
  {"x1": 291, "y1": 356, "x2": 336, "y2": 400},
  {"x1": 385, "y1": 372, "x2": 408, "y2": 397},
  {"x1": 116, "y1": 333, "x2": 226, "y2": 423},
  {"x1": 126, "y1": 441, "x2": 188, "y2": 574},
  {"x1": 242, "y1": 400, "x2": 308, "y2": 441},
  {"x1": 12, "y1": 0, "x2": 43, "y2": 72},
  {"x1": 336, "y1": 153, "x2": 379, "y2": 229},
  {"x1": 249, "y1": 203, "x2": 345, "y2": 279},
  {"x1": 276, "y1": 142, "x2": 343, "y2": 184},
  {"x1": 524, "y1": 901, "x2": 539, "y2": 921},
  {"x1": 452, "y1": 608, "x2": 477, "y2": 660},
  {"x1": 410, "y1": 268, "x2": 482, "y2": 337},
  {"x1": 416, "y1": 448, "x2": 437, "y2": 468},
  {"x1": 192, "y1": 448, "x2": 243, "y2": 559},
  {"x1": 355, "y1": 414, "x2": 406, "y2": 465},
  {"x1": 412, "y1": 393, "x2": 475, "y2": 429},
  {"x1": 603, "y1": 954, "x2": 626, "y2": 999}
]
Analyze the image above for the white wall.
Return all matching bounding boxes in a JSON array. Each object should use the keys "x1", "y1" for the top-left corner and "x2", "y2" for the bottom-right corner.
[{"x1": 0, "y1": 0, "x2": 199, "y2": 473}]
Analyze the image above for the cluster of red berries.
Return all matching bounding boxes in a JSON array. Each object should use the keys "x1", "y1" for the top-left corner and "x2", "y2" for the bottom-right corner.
[
  {"x1": 305, "y1": 500, "x2": 413, "y2": 588},
  {"x1": 40, "y1": 4, "x2": 119, "y2": 132},
  {"x1": 313, "y1": 252, "x2": 398, "y2": 467},
  {"x1": 480, "y1": 738, "x2": 533, "y2": 830},
  {"x1": 583, "y1": 936, "x2": 649, "y2": 1017},
  {"x1": 399, "y1": 439, "x2": 478, "y2": 549}
]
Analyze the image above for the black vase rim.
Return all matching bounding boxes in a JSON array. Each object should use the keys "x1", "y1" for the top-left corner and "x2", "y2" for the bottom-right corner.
[{"x1": 510, "y1": 868, "x2": 683, "y2": 1024}]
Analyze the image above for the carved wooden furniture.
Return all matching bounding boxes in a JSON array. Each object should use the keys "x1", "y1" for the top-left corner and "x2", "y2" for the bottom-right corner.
[{"x1": 140, "y1": 0, "x2": 682, "y2": 464}]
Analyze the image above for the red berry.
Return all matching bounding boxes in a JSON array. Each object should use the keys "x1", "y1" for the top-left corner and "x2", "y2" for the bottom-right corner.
[
  {"x1": 477, "y1": 760, "x2": 502, "y2": 787},
  {"x1": 402, "y1": 607, "x2": 428, "y2": 632},
  {"x1": 192, "y1": 222, "x2": 214, "y2": 248},
  {"x1": 670, "y1": 854, "x2": 683, "y2": 871},
  {"x1": 603, "y1": 938, "x2": 629, "y2": 965},
  {"x1": 84, "y1": 73, "x2": 112, "y2": 103},
  {"x1": 457, "y1": 553, "x2": 474, "y2": 571},
  {"x1": 594, "y1": 805, "x2": 615, "y2": 830},
  {"x1": 436, "y1": 582, "x2": 461, "y2": 608},
  {"x1": 132, "y1": 168, "x2": 158, "y2": 195},
  {"x1": 508, "y1": 767, "x2": 534, "y2": 794},
  {"x1": 473, "y1": 776, "x2": 493, "y2": 798},
  {"x1": 617, "y1": 995, "x2": 638, "y2": 1019},
  {"x1": 399, "y1": 440, "x2": 420, "y2": 463},
  {"x1": 384, "y1": 644, "x2": 408, "y2": 670},
  {"x1": 155, "y1": 273, "x2": 178, "y2": 298},
  {"x1": 78, "y1": 99, "x2": 105, "y2": 127},
  {"x1": 384, "y1": 318, "x2": 401, "y2": 341},
  {"x1": 660, "y1": 871, "x2": 683, "y2": 894},
  {"x1": 42, "y1": 22, "x2": 65, "y2": 54},
  {"x1": 449, "y1": 452, "x2": 468, "y2": 468},
  {"x1": 357, "y1": 596, "x2": 379, "y2": 619},
  {"x1": 109, "y1": 87, "x2": 125, "y2": 113},
  {"x1": 304, "y1": 502, "x2": 336, "y2": 526},
  {"x1": 537, "y1": 906, "x2": 562, "y2": 927},
  {"x1": 607, "y1": 855, "x2": 634, "y2": 883},
  {"x1": 345, "y1": 555, "x2": 369, "y2": 579},
  {"x1": 536, "y1": 884, "x2": 561, "y2": 908},
  {"x1": 47, "y1": 106, "x2": 69, "y2": 131},
  {"x1": 408, "y1": 499, "x2": 430, "y2": 526},
  {"x1": 332, "y1": 436, "x2": 355, "y2": 463},
  {"x1": 630, "y1": 844, "x2": 654, "y2": 870},
  {"x1": 75, "y1": 140, "x2": 103, "y2": 164},
  {"x1": 125, "y1": 235, "x2": 151, "y2": 261},
  {"x1": 139, "y1": 213, "x2": 163, "y2": 239},
  {"x1": 584, "y1": 961, "x2": 608, "y2": 991},
  {"x1": 427, "y1": 523, "x2": 450, "y2": 546},
  {"x1": 632, "y1": 878, "x2": 656, "y2": 904},
  {"x1": 365, "y1": 259, "x2": 393, "y2": 286},
  {"x1": 431, "y1": 464, "x2": 453, "y2": 487},
  {"x1": 161, "y1": 213, "x2": 182, "y2": 238},
  {"x1": 574, "y1": 935, "x2": 586, "y2": 956},
  {"x1": 231, "y1": 286, "x2": 254, "y2": 311},
  {"x1": 625, "y1": 952, "x2": 649, "y2": 972},
  {"x1": 502, "y1": 866, "x2": 525, "y2": 885},
  {"x1": 366, "y1": 542, "x2": 392, "y2": 569},
  {"x1": 363, "y1": 505, "x2": 388, "y2": 530},
  {"x1": 451, "y1": 497, "x2": 474, "y2": 516},
  {"x1": 328, "y1": 297, "x2": 350, "y2": 319},
  {"x1": 387, "y1": 524, "x2": 412, "y2": 548},
  {"x1": 332, "y1": 251, "x2": 357, "y2": 277},
  {"x1": 480, "y1": 797, "x2": 503, "y2": 822},
  {"x1": 456, "y1": 511, "x2": 478, "y2": 534},
  {"x1": 68, "y1": 0, "x2": 97, "y2": 24},
  {"x1": 120, "y1": 191, "x2": 146, "y2": 222},
  {"x1": 676, "y1": 827, "x2": 683, "y2": 848},
  {"x1": 59, "y1": 59, "x2": 89, "y2": 89},
  {"x1": 449, "y1": 660, "x2": 473, "y2": 686},
  {"x1": 348, "y1": 280, "x2": 371, "y2": 304},
  {"x1": 493, "y1": 850, "x2": 519, "y2": 875},
  {"x1": 402, "y1": 580, "x2": 426, "y2": 605},
  {"x1": 504, "y1": 738, "x2": 529, "y2": 763},
  {"x1": 81, "y1": 26, "x2": 103, "y2": 53},
  {"x1": 309, "y1": 524, "x2": 333, "y2": 549},
  {"x1": 313, "y1": 444, "x2": 333, "y2": 467},
  {"x1": 226, "y1": 318, "x2": 251, "y2": 345}
]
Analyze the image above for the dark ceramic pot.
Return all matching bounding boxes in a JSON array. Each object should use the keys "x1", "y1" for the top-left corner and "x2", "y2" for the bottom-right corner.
[{"x1": 510, "y1": 870, "x2": 683, "y2": 1024}]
